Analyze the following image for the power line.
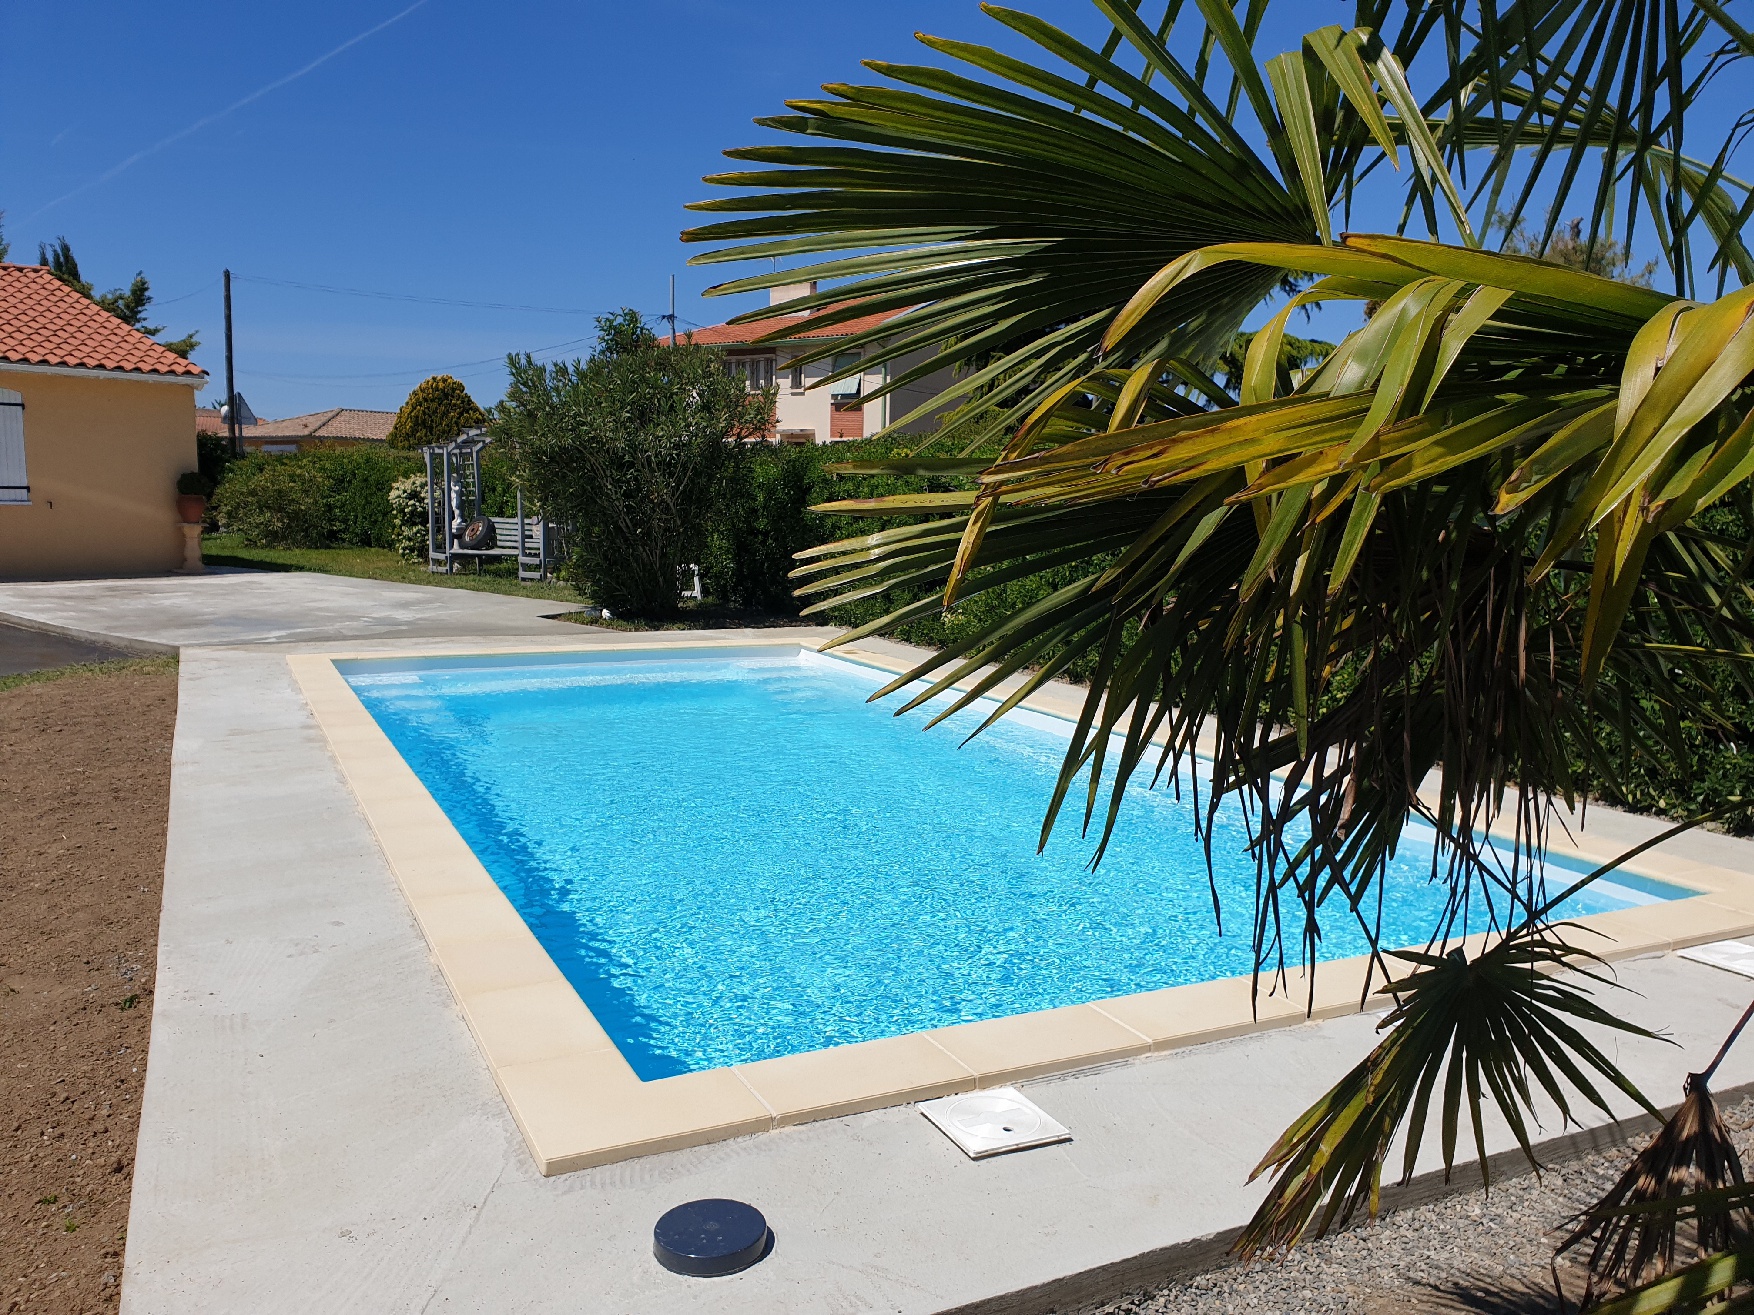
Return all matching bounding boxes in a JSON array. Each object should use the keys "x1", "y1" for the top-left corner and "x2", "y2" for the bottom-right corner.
[
  {"x1": 150, "y1": 276, "x2": 222, "y2": 307},
  {"x1": 242, "y1": 333, "x2": 601, "y2": 384},
  {"x1": 232, "y1": 272, "x2": 606, "y2": 315}
]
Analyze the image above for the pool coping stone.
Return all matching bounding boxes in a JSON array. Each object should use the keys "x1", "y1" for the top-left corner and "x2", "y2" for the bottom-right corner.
[{"x1": 287, "y1": 636, "x2": 1754, "y2": 1176}]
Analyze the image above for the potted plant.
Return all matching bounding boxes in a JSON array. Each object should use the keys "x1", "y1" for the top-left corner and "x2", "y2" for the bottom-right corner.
[{"x1": 176, "y1": 471, "x2": 211, "y2": 525}]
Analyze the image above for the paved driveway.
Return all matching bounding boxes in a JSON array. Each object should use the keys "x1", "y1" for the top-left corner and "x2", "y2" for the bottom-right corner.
[{"x1": 0, "y1": 570, "x2": 582, "y2": 649}]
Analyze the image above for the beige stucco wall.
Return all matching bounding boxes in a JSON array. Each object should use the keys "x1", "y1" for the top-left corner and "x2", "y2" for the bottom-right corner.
[
  {"x1": 0, "y1": 367, "x2": 200, "y2": 580},
  {"x1": 734, "y1": 344, "x2": 958, "y2": 444}
]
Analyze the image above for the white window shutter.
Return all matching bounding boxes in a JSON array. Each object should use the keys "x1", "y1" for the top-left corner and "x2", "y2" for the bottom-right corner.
[{"x1": 0, "y1": 388, "x2": 27, "y2": 505}]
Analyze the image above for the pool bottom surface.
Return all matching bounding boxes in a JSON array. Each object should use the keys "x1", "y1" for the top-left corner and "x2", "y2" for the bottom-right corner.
[{"x1": 345, "y1": 651, "x2": 1653, "y2": 1081}]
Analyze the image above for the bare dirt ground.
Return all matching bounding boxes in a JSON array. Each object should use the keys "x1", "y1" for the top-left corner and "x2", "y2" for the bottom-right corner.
[{"x1": 0, "y1": 663, "x2": 178, "y2": 1314}]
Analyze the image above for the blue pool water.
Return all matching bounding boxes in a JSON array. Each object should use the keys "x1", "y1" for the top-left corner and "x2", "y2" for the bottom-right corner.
[{"x1": 342, "y1": 649, "x2": 1680, "y2": 1079}]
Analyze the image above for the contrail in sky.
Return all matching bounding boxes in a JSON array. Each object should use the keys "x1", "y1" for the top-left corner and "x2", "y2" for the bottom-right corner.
[{"x1": 23, "y1": 0, "x2": 431, "y2": 223}]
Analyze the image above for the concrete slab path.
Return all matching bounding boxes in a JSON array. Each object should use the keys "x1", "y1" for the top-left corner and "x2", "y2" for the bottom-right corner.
[
  {"x1": 0, "y1": 571, "x2": 581, "y2": 649},
  {"x1": 116, "y1": 639, "x2": 1754, "y2": 1315}
]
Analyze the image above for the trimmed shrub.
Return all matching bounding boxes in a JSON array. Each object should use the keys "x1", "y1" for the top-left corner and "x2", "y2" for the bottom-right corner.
[
  {"x1": 196, "y1": 431, "x2": 237, "y2": 486},
  {"x1": 702, "y1": 437, "x2": 925, "y2": 612},
  {"x1": 387, "y1": 375, "x2": 487, "y2": 451},
  {"x1": 210, "y1": 456, "x2": 330, "y2": 547},
  {"x1": 210, "y1": 445, "x2": 420, "y2": 549},
  {"x1": 702, "y1": 436, "x2": 1115, "y2": 681}
]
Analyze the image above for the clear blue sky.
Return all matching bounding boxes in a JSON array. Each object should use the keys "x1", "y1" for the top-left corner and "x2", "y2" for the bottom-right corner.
[{"x1": 0, "y1": 2, "x2": 1730, "y2": 419}]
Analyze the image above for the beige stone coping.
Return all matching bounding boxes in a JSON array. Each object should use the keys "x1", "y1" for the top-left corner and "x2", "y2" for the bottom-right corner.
[{"x1": 287, "y1": 636, "x2": 1754, "y2": 1176}]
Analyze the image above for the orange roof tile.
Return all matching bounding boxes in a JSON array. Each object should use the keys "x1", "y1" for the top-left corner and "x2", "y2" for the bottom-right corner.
[
  {"x1": 0, "y1": 263, "x2": 207, "y2": 379},
  {"x1": 663, "y1": 303, "x2": 909, "y2": 348}
]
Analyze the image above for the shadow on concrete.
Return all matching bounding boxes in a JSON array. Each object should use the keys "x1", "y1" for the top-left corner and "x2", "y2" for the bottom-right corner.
[{"x1": 0, "y1": 620, "x2": 135, "y2": 678}]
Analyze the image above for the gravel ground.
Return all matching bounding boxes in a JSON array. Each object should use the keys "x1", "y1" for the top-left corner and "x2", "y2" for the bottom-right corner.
[{"x1": 1076, "y1": 1095, "x2": 1754, "y2": 1315}]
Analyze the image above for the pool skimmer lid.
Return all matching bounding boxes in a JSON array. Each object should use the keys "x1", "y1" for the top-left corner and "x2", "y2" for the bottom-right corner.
[
  {"x1": 918, "y1": 1087, "x2": 1071, "y2": 1159},
  {"x1": 653, "y1": 1198, "x2": 771, "y2": 1277}
]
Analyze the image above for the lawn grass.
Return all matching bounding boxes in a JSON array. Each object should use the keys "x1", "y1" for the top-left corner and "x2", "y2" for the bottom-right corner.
[
  {"x1": 0, "y1": 655, "x2": 179, "y2": 695},
  {"x1": 201, "y1": 533, "x2": 589, "y2": 606}
]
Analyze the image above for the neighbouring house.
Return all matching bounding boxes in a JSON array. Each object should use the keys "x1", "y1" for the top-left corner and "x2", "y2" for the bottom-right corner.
[
  {"x1": 0, "y1": 263, "x2": 207, "y2": 580},
  {"x1": 195, "y1": 394, "x2": 260, "y2": 437},
  {"x1": 241, "y1": 407, "x2": 397, "y2": 454},
  {"x1": 666, "y1": 282, "x2": 956, "y2": 443}
]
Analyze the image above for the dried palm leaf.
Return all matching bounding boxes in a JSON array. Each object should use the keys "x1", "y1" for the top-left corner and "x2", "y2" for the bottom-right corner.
[{"x1": 1561, "y1": 1000, "x2": 1754, "y2": 1307}]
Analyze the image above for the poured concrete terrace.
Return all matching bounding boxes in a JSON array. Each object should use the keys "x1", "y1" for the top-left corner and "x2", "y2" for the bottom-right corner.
[{"x1": 4, "y1": 572, "x2": 1750, "y2": 1315}]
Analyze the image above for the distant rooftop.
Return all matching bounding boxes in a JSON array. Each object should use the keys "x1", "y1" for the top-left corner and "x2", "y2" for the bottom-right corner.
[
  {"x1": 247, "y1": 408, "x2": 397, "y2": 443},
  {"x1": 0, "y1": 263, "x2": 207, "y2": 379},
  {"x1": 663, "y1": 281, "x2": 910, "y2": 348}
]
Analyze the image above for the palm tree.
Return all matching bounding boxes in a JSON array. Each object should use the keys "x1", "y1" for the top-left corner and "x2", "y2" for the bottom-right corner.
[{"x1": 685, "y1": 2, "x2": 1754, "y2": 1303}]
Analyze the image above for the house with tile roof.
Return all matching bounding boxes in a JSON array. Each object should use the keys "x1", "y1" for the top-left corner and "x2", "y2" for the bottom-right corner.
[
  {"x1": 664, "y1": 282, "x2": 955, "y2": 443},
  {"x1": 0, "y1": 263, "x2": 207, "y2": 579},
  {"x1": 240, "y1": 407, "x2": 397, "y2": 454}
]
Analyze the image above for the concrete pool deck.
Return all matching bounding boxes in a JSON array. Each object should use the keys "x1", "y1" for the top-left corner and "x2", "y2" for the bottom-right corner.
[{"x1": 7, "y1": 575, "x2": 1753, "y2": 1314}]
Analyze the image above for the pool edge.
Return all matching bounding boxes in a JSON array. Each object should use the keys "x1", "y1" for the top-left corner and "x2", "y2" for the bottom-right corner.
[{"x1": 286, "y1": 639, "x2": 1754, "y2": 1177}]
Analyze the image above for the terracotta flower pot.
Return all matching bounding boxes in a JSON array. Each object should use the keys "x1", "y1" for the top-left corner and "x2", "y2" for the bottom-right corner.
[{"x1": 177, "y1": 493, "x2": 208, "y2": 525}]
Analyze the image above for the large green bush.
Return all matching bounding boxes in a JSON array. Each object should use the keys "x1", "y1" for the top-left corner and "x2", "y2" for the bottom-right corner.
[
  {"x1": 495, "y1": 310, "x2": 771, "y2": 616},
  {"x1": 211, "y1": 444, "x2": 420, "y2": 549}
]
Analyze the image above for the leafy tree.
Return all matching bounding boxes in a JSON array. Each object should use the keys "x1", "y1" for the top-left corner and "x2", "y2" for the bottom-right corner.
[
  {"x1": 493, "y1": 310, "x2": 771, "y2": 615},
  {"x1": 35, "y1": 235, "x2": 198, "y2": 357},
  {"x1": 0, "y1": 213, "x2": 10, "y2": 263},
  {"x1": 1214, "y1": 329, "x2": 1334, "y2": 396},
  {"x1": 688, "y1": 2, "x2": 1754, "y2": 1304},
  {"x1": 386, "y1": 374, "x2": 488, "y2": 451},
  {"x1": 1500, "y1": 216, "x2": 1660, "y2": 287}
]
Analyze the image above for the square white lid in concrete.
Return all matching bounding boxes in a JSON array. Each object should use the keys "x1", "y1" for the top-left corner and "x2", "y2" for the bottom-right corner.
[
  {"x1": 918, "y1": 1087, "x2": 1071, "y2": 1159},
  {"x1": 1679, "y1": 940, "x2": 1754, "y2": 979}
]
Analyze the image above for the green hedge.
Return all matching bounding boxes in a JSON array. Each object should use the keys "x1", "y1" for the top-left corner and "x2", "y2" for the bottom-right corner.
[
  {"x1": 703, "y1": 438, "x2": 932, "y2": 611},
  {"x1": 211, "y1": 445, "x2": 422, "y2": 549},
  {"x1": 702, "y1": 439, "x2": 1113, "y2": 681},
  {"x1": 211, "y1": 443, "x2": 524, "y2": 551}
]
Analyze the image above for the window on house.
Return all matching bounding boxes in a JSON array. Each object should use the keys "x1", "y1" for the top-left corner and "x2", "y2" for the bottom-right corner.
[
  {"x1": 725, "y1": 357, "x2": 776, "y2": 390},
  {"x1": 789, "y1": 362, "x2": 805, "y2": 391},
  {"x1": 0, "y1": 388, "x2": 27, "y2": 505},
  {"x1": 828, "y1": 352, "x2": 862, "y2": 400}
]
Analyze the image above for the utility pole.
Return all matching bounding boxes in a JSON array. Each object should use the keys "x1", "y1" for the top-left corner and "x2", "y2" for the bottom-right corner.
[
  {"x1": 663, "y1": 274, "x2": 678, "y2": 346},
  {"x1": 223, "y1": 270, "x2": 240, "y2": 457}
]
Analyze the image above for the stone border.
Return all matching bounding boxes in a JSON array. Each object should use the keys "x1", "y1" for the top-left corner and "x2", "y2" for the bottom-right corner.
[{"x1": 287, "y1": 637, "x2": 1754, "y2": 1176}]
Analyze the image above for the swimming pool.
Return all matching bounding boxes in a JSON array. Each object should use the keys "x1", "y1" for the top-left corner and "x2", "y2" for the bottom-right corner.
[{"x1": 340, "y1": 647, "x2": 1678, "y2": 1081}]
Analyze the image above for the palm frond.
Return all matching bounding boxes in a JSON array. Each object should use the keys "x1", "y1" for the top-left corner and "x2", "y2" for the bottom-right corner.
[
  {"x1": 1560, "y1": 1078, "x2": 1753, "y2": 1303},
  {"x1": 692, "y1": 0, "x2": 1754, "y2": 1257},
  {"x1": 1236, "y1": 928, "x2": 1664, "y2": 1255}
]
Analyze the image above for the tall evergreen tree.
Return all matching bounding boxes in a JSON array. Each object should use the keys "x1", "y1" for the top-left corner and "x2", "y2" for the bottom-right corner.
[
  {"x1": 35, "y1": 235, "x2": 198, "y2": 358},
  {"x1": 38, "y1": 238, "x2": 93, "y2": 298}
]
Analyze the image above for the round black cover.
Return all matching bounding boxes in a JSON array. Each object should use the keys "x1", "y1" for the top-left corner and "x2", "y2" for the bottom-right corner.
[
  {"x1": 459, "y1": 516, "x2": 497, "y2": 550},
  {"x1": 653, "y1": 1198, "x2": 770, "y2": 1277}
]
